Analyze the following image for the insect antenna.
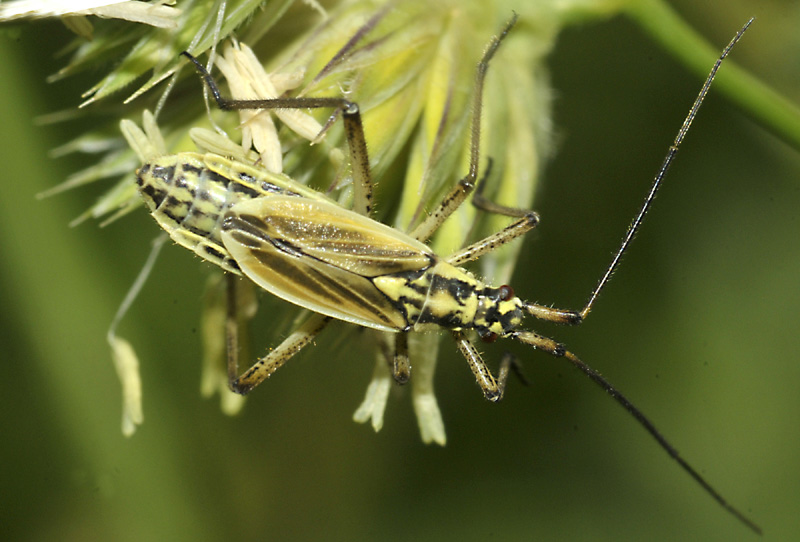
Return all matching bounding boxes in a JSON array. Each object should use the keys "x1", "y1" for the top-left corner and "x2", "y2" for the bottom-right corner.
[
  {"x1": 512, "y1": 330, "x2": 761, "y2": 534},
  {"x1": 511, "y1": 18, "x2": 760, "y2": 534},
  {"x1": 577, "y1": 18, "x2": 754, "y2": 322}
]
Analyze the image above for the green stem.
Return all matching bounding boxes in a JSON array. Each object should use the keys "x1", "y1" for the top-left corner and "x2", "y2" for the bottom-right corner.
[{"x1": 626, "y1": 0, "x2": 800, "y2": 151}]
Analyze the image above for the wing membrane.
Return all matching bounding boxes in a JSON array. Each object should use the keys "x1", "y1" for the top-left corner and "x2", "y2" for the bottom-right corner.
[{"x1": 222, "y1": 196, "x2": 435, "y2": 331}]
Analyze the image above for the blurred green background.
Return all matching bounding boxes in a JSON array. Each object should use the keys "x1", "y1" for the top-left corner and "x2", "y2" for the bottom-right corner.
[{"x1": 1, "y1": 1, "x2": 798, "y2": 540}]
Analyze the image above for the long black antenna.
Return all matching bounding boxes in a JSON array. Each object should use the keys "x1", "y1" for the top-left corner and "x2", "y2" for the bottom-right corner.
[
  {"x1": 517, "y1": 18, "x2": 761, "y2": 534},
  {"x1": 562, "y1": 349, "x2": 762, "y2": 534},
  {"x1": 573, "y1": 18, "x2": 759, "y2": 534},
  {"x1": 578, "y1": 18, "x2": 754, "y2": 321}
]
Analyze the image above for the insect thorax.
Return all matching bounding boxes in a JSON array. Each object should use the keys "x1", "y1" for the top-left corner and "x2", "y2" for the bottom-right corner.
[
  {"x1": 373, "y1": 261, "x2": 524, "y2": 335},
  {"x1": 136, "y1": 152, "x2": 312, "y2": 274}
]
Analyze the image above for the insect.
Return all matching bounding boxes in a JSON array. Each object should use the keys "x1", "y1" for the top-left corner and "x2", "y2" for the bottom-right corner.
[{"x1": 136, "y1": 15, "x2": 759, "y2": 533}]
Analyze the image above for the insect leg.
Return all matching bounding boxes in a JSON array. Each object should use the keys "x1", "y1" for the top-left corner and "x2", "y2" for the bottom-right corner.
[
  {"x1": 490, "y1": 351, "x2": 530, "y2": 400},
  {"x1": 393, "y1": 332, "x2": 411, "y2": 384},
  {"x1": 409, "y1": 172, "x2": 479, "y2": 242},
  {"x1": 181, "y1": 52, "x2": 374, "y2": 217},
  {"x1": 445, "y1": 211, "x2": 539, "y2": 266},
  {"x1": 468, "y1": 160, "x2": 537, "y2": 218},
  {"x1": 497, "y1": 351, "x2": 529, "y2": 388},
  {"x1": 430, "y1": 153, "x2": 543, "y2": 264},
  {"x1": 453, "y1": 332, "x2": 534, "y2": 402},
  {"x1": 452, "y1": 330, "x2": 501, "y2": 401},
  {"x1": 225, "y1": 274, "x2": 240, "y2": 385},
  {"x1": 409, "y1": 14, "x2": 518, "y2": 241},
  {"x1": 230, "y1": 312, "x2": 332, "y2": 394},
  {"x1": 373, "y1": 331, "x2": 411, "y2": 384}
]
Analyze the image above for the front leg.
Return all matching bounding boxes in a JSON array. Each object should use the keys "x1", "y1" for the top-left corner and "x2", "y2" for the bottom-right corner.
[{"x1": 452, "y1": 330, "x2": 502, "y2": 401}]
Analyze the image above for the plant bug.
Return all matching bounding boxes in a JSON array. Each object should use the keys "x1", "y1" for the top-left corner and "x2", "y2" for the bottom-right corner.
[{"x1": 135, "y1": 15, "x2": 759, "y2": 533}]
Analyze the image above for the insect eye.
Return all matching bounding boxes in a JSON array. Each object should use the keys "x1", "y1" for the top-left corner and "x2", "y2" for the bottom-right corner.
[
  {"x1": 499, "y1": 285, "x2": 514, "y2": 301},
  {"x1": 479, "y1": 331, "x2": 498, "y2": 343}
]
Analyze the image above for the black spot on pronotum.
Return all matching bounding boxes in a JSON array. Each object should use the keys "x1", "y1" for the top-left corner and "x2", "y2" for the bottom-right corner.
[{"x1": 429, "y1": 274, "x2": 475, "y2": 305}]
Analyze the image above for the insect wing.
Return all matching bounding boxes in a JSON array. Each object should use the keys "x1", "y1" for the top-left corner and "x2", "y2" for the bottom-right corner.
[{"x1": 221, "y1": 196, "x2": 435, "y2": 331}]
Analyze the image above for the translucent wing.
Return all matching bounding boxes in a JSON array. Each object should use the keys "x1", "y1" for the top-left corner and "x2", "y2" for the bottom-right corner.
[{"x1": 221, "y1": 196, "x2": 436, "y2": 331}]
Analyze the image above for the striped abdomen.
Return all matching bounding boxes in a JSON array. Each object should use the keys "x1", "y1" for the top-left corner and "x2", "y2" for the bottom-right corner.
[{"x1": 136, "y1": 152, "x2": 308, "y2": 273}]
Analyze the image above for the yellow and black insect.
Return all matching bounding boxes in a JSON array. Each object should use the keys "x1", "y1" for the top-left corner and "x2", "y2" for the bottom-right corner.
[{"x1": 136, "y1": 16, "x2": 759, "y2": 533}]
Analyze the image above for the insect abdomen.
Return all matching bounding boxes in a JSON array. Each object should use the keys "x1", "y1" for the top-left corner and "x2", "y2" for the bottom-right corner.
[
  {"x1": 136, "y1": 152, "x2": 310, "y2": 274},
  {"x1": 136, "y1": 153, "x2": 243, "y2": 272}
]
